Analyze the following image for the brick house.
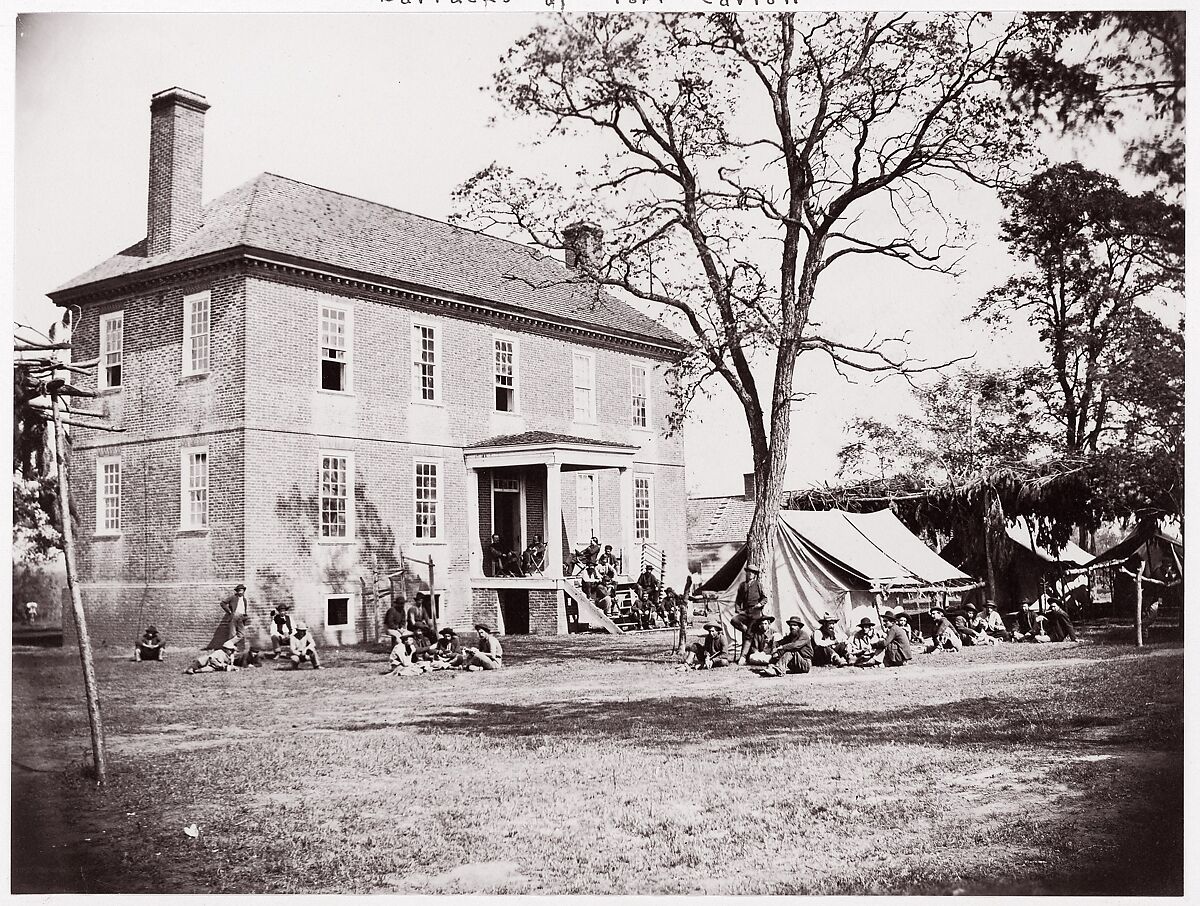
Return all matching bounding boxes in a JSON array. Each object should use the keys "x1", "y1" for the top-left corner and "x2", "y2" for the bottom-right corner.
[{"x1": 50, "y1": 88, "x2": 688, "y2": 647}]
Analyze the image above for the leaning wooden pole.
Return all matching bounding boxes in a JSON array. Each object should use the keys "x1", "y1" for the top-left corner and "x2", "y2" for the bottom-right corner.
[
  {"x1": 1134, "y1": 561, "x2": 1145, "y2": 648},
  {"x1": 51, "y1": 392, "x2": 109, "y2": 785}
]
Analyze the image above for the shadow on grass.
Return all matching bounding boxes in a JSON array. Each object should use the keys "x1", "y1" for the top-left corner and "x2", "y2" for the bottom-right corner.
[{"x1": 398, "y1": 693, "x2": 1149, "y2": 749}]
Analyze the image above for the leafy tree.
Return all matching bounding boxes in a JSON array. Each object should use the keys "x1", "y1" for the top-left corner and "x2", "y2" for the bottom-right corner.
[
  {"x1": 1006, "y1": 12, "x2": 1185, "y2": 188},
  {"x1": 972, "y1": 163, "x2": 1182, "y2": 456},
  {"x1": 454, "y1": 13, "x2": 1041, "y2": 568}
]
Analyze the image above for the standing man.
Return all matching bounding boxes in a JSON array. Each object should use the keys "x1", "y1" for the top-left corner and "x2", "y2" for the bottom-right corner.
[
  {"x1": 215, "y1": 583, "x2": 251, "y2": 651},
  {"x1": 731, "y1": 564, "x2": 768, "y2": 639}
]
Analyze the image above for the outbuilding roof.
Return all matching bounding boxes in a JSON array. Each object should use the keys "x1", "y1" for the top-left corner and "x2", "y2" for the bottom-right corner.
[{"x1": 52, "y1": 172, "x2": 685, "y2": 351}]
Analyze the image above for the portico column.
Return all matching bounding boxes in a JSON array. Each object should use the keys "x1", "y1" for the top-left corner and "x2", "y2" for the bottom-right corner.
[
  {"x1": 545, "y1": 461, "x2": 563, "y2": 579},
  {"x1": 465, "y1": 466, "x2": 483, "y2": 577},
  {"x1": 619, "y1": 466, "x2": 636, "y2": 579}
]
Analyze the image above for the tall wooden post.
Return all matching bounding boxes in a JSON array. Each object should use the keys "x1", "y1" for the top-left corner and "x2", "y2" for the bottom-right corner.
[
  {"x1": 51, "y1": 393, "x2": 108, "y2": 785},
  {"x1": 1134, "y1": 561, "x2": 1145, "y2": 648},
  {"x1": 427, "y1": 555, "x2": 438, "y2": 634}
]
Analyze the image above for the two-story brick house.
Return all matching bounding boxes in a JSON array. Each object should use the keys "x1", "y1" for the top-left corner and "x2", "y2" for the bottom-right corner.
[{"x1": 50, "y1": 88, "x2": 689, "y2": 647}]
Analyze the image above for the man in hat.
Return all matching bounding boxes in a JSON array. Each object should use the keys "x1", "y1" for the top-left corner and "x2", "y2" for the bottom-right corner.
[
  {"x1": 286, "y1": 621, "x2": 322, "y2": 670},
  {"x1": 684, "y1": 622, "x2": 730, "y2": 669},
  {"x1": 434, "y1": 627, "x2": 461, "y2": 661},
  {"x1": 895, "y1": 608, "x2": 920, "y2": 646},
  {"x1": 811, "y1": 613, "x2": 849, "y2": 667},
  {"x1": 184, "y1": 638, "x2": 240, "y2": 674},
  {"x1": 133, "y1": 625, "x2": 165, "y2": 662},
  {"x1": 925, "y1": 605, "x2": 963, "y2": 652},
  {"x1": 1013, "y1": 599, "x2": 1050, "y2": 642},
  {"x1": 219, "y1": 582, "x2": 252, "y2": 647},
  {"x1": 385, "y1": 630, "x2": 417, "y2": 674},
  {"x1": 1042, "y1": 596, "x2": 1079, "y2": 643},
  {"x1": 953, "y1": 606, "x2": 983, "y2": 646},
  {"x1": 978, "y1": 601, "x2": 1010, "y2": 641},
  {"x1": 760, "y1": 616, "x2": 814, "y2": 676},
  {"x1": 597, "y1": 545, "x2": 619, "y2": 582},
  {"x1": 269, "y1": 605, "x2": 295, "y2": 658},
  {"x1": 382, "y1": 597, "x2": 407, "y2": 649},
  {"x1": 738, "y1": 615, "x2": 776, "y2": 666},
  {"x1": 848, "y1": 616, "x2": 886, "y2": 667},
  {"x1": 455, "y1": 624, "x2": 504, "y2": 670},
  {"x1": 521, "y1": 534, "x2": 548, "y2": 575},
  {"x1": 880, "y1": 610, "x2": 912, "y2": 667},
  {"x1": 731, "y1": 564, "x2": 768, "y2": 638},
  {"x1": 636, "y1": 563, "x2": 661, "y2": 608}
]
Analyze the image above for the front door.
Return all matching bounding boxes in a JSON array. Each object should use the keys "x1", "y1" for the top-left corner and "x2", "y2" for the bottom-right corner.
[
  {"x1": 499, "y1": 589, "x2": 530, "y2": 635},
  {"x1": 493, "y1": 477, "x2": 523, "y2": 554}
]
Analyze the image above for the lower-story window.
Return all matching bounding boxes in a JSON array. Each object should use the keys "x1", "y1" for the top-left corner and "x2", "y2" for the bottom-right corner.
[{"x1": 326, "y1": 595, "x2": 350, "y2": 628}]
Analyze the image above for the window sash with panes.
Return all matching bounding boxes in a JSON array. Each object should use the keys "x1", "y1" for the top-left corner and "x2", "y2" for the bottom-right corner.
[
  {"x1": 494, "y1": 339, "x2": 515, "y2": 412},
  {"x1": 98, "y1": 459, "x2": 121, "y2": 532},
  {"x1": 415, "y1": 325, "x2": 438, "y2": 401},
  {"x1": 576, "y1": 473, "x2": 597, "y2": 540},
  {"x1": 573, "y1": 352, "x2": 594, "y2": 422},
  {"x1": 631, "y1": 365, "x2": 649, "y2": 428},
  {"x1": 415, "y1": 461, "x2": 439, "y2": 539},
  {"x1": 184, "y1": 292, "x2": 210, "y2": 375},
  {"x1": 634, "y1": 476, "x2": 652, "y2": 540},
  {"x1": 320, "y1": 455, "x2": 350, "y2": 538},
  {"x1": 182, "y1": 449, "x2": 209, "y2": 529},
  {"x1": 100, "y1": 313, "x2": 123, "y2": 389},
  {"x1": 320, "y1": 306, "x2": 349, "y2": 391}
]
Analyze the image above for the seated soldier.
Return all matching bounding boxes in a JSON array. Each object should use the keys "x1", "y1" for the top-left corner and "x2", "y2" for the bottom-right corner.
[
  {"x1": 406, "y1": 594, "x2": 435, "y2": 634},
  {"x1": 382, "y1": 598, "x2": 406, "y2": 649},
  {"x1": 925, "y1": 606, "x2": 963, "y2": 652},
  {"x1": 521, "y1": 535, "x2": 547, "y2": 575},
  {"x1": 811, "y1": 612, "x2": 849, "y2": 667},
  {"x1": 636, "y1": 564, "x2": 661, "y2": 607},
  {"x1": 739, "y1": 615, "x2": 776, "y2": 666},
  {"x1": 411, "y1": 625, "x2": 439, "y2": 661},
  {"x1": 1042, "y1": 596, "x2": 1079, "y2": 643},
  {"x1": 184, "y1": 638, "x2": 240, "y2": 674},
  {"x1": 1012, "y1": 600, "x2": 1050, "y2": 642},
  {"x1": 580, "y1": 563, "x2": 600, "y2": 597},
  {"x1": 133, "y1": 625, "x2": 165, "y2": 662},
  {"x1": 880, "y1": 610, "x2": 912, "y2": 667},
  {"x1": 683, "y1": 622, "x2": 730, "y2": 670},
  {"x1": 451, "y1": 624, "x2": 504, "y2": 671},
  {"x1": 569, "y1": 537, "x2": 602, "y2": 575},
  {"x1": 977, "y1": 600, "x2": 1010, "y2": 641},
  {"x1": 759, "y1": 616, "x2": 813, "y2": 676},
  {"x1": 848, "y1": 616, "x2": 886, "y2": 667},
  {"x1": 385, "y1": 630, "x2": 417, "y2": 675},
  {"x1": 594, "y1": 579, "x2": 617, "y2": 614},
  {"x1": 953, "y1": 611, "x2": 981, "y2": 646},
  {"x1": 597, "y1": 545, "x2": 619, "y2": 581},
  {"x1": 286, "y1": 622, "x2": 322, "y2": 670},
  {"x1": 434, "y1": 627, "x2": 460, "y2": 660},
  {"x1": 269, "y1": 606, "x2": 295, "y2": 658},
  {"x1": 488, "y1": 534, "x2": 522, "y2": 577}
]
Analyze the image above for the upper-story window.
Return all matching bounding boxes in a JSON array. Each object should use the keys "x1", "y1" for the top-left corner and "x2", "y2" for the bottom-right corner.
[
  {"x1": 415, "y1": 459, "x2": 441, "y2": 540},
  {"x1": 631, "y1": 364, "x2": 649, "y2": 429},
  {"x1": 96, "y1": 456, "x2": 122, "y2": 534},
  {"x1": 494, "y1": 338, "x2": 517, "y2": 412},
  {"x1": 182, "y1": 291, "x2": 210, "y2": 376},
  {"x1": 99, "y1": 312, "x2": 123, "y2": 390},
  {"x1": 319, "y1": 452, "x2": 353, "y2": 541},
  {"x1": 180, "y1": 446, "x2": 209, "y2": 530},
  {"x1": 572, "y1": 351, "x2": 595, "y2": 423},
  {"x1": 413, "y1": 322, "x2": 440, "y2": 403},
  {"x1": 320, "y1": 304, "x2": 352, "y2": 392}
]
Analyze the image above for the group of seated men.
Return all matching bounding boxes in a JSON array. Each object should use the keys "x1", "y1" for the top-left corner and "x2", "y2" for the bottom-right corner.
[
  {"x1": 184, "y1": 605, "x2": 324, "y2": 673},
  {"x1": 488, "y1": 534, "x2": 548, "y2": 578},
  {"x1": 381, "y1": 596, "x2": 504, "y2": 675}
]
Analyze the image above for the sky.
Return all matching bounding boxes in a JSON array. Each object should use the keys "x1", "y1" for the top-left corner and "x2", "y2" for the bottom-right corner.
[{"x1": 11, "y1": 11, "x2": 1156, "y2": 498}]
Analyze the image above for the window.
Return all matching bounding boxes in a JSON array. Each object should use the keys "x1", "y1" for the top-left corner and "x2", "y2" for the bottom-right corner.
[
  {"x1": 573, "y1": 351, "x2": 595, "y2": 422},
  {"x1": 183, "y1": 291, "x2": 210, "y2": 376},
  {"x1": 631, "y1": 364, "x2": 649, "y2": 429},
  {"x1": 413, "y1": 323, "x2": 440, "y2": 402},
  {"x1": 100, "y1": 312, "x2": 123, "y2": 390},
  {"x1": 494, "y1": 338, "x2": 517, "y2": 412},
  {"x1": 634, "y1": 474, "x2": 653, "y2": 541},
  {"x1": 326, "y1": 595, "x2": 350, "y2": 628},
  {"x1": 320, "y1": 305, "x2": 351, "y2": 392},
  {"x1": 319, "y1": 453, "x2": 353, "y2": 540},
  {"x1": 96, "y1": 456, "x2": 121, "y2": 534},
  {"x1": 415, "y1": 459, "x2": 440, "y2": 540},
  {"x1": 180, "y1": 447, "x2": 209, "y2": 530},
  {"x1": 576, "y1": 473, "x2": 597, "y2": 541}
]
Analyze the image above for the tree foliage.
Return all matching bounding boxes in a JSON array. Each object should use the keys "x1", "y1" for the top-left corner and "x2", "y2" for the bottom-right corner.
[{"x1": 454, "y1": 12, "x2": 1042, "y2": 567}]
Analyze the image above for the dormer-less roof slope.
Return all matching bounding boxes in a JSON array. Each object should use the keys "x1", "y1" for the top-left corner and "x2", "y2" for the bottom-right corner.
[{"x1": 51, "y1": 172, "x2": 685, "y2": 353}]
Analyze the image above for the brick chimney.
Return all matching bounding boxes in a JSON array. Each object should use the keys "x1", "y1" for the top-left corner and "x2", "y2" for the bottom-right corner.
[
  {"x1": 743, "y1": 472, "x2": 757, "y2": 501},
  {"x1": 563, "y1": 221, "x2": 603, "y2": 272},
  {"x1": 147, "y1": 88, "x2": 210, "y2": 256}
]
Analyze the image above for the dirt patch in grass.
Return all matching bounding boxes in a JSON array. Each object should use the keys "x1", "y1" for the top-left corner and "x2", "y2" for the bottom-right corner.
[{"x1": 10, "y1": 632, "x2": 1182, "y2": 894}]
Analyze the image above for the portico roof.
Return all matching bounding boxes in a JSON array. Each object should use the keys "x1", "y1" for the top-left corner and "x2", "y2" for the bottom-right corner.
[{"x1": 464, "y1": 431, "x2": 639, "y2": 469}]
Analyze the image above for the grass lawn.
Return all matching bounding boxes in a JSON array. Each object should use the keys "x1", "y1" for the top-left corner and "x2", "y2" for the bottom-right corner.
[{"x1": 11, "y1": 627, "x2": 1183, "y2": 895}]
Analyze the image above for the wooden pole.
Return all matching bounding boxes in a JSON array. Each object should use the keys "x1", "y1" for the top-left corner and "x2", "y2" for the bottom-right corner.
[
  {"x1": 427, "y1": 555, "x2": 438, "y2": 635},
  {"x1": 1134, "y1": 561, "x2": 1145, "y2": 648},
  {"x1": 51, "y1": 393, "x2": 108, "y2": 785}
]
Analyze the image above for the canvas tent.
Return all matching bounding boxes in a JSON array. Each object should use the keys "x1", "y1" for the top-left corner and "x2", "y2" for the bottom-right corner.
[
  {"x1": 699, "y1": 509, "x2": 979, "y2": 633},
  {"x1": 1087, "y1": 521, "x2": 1183, "y2": 617}
]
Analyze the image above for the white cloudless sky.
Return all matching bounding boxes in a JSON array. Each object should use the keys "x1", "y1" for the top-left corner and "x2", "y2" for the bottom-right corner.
[{"x1": 12, "y1": 11, "x2": 1149, "y2": 497}]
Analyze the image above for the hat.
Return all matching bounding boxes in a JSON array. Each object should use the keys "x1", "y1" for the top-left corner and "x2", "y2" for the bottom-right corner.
[
  {"x1": 929, "y1": 606, "x2": 945, "y2": 616},
  {"x1": 858, "y1": 617, "x2": 875, "y2": 627},
  {"x1": 818, "y1": 612, "x2": 838, "y2": 624},
  {"x1": 786, "y1": 616, "x2": 806, "y2": 627},
  {"x1": 439, "y1": 627, "x2": 456, "y2": 636},
  {"x1": 753, "y1": 615, "x2": 776, "y2": 625},
  {"x1": 294, "y1": 621, "x2": 308, "y2": 632},
  {"x1": 984, "y1": 600, "x2": 998, "y2": 609},
  {"x1": 703, "y1": 622, "x2": 722, "y2": 632},
  {"x1": 963, "y1": 603, "x2": 977, "y2": 612},
  {"x1": 881, "y1": 611, "x2": 896, "y2": 622},
  {"x1": 221, "y1": 638, "x2": 238, "y2": 650},
  {"x1": 234, "y1": 583, "x2": 246, "y2": 592},
  {"x1": 398, "y1": 630, "x2": 415, "y2": 639},
  {"x1": 473, "y1": 623, "x2": 493, "y2": 634},
  {"x1": 746, "y1": 564, "x2": 761, "y2": 574},
  {"x1": 146, "y1": 625, "x2": 158, "y2": 634}
]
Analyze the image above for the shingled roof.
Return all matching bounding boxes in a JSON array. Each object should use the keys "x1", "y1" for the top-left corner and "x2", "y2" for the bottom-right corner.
[
  {"x1": 467, "y1": 431, "x2": 639, "y2": 450},
  {"x1": 52, "y1": 172, "x2": 685, "y2": 351},
  {"x1": 687, "y1": 494, "x2": 758, "y2": 547}
]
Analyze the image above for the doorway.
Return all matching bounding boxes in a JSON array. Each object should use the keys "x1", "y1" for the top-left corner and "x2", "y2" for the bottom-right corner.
[
  {"x1": 499, "y1": 589, "x2": 530, "y2": 635},
  {"x1": 492, "y1": 476, "x2": 523, "y2": 554}
]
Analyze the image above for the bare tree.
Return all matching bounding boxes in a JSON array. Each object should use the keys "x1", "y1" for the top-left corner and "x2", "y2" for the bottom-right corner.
[{"x1": 454, "y1": 13, "x2": 1041, "y2": 568}]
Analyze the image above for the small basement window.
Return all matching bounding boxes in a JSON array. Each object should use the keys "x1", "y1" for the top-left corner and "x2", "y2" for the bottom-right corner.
[{"x1": 327, "y1": 595, "x2": 350, "y2": 628}]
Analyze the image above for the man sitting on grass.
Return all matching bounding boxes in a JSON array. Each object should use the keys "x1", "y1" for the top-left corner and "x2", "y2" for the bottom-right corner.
[
  {"x1": 1042, "y1": 596, "x2": 1079, "y2": 643},
  {"x1": 978, "y1": 601, "x2": 1010, "y2": 642},
  {"x1": 385, "y1": 630, "x2": 416, "y2": 674},
  {"x1": 411, "y1": 625, "x2": 439, "y2": 662},
  {"x1": 738, "y1": 615, "x2": 776, "y2": 666},
  {"x1": 452, "y1": 624, "x2": 504, "y2": 671},
  {"x1": 925, "y1": 606, "x2": 963, "y2": 652},
  {"x1": 758, "y1": 616, "x2": 813, "y2": 676},
  {"x1": 133, "y1": 625, "x2": 165, "y2": 662},
  {"x1": 880, "y1": 610, "x2": 912, "y2": 667},
  {"x1": 848, "y1": 616, "x2": 886, "y2": 667},
  {"x1": 286, "y1": 622, "x2": 322, "y2": 670},
  {"x1": 269, "y1": 606, "x2": 295, "y2": 658},
  {"x1": 1013, "y1": 601, "x2": 1051, "y2": 643},
  {"x1": 811, "y1": 613, "x2": 849, "y2": 667},
  {"x1": 683, "y1": 622, "x2": 730, "y2": 670},
  {"x1": 184, "y1": 638, "x2": 240, "y2": 674},
  {"x1": 435, "y1": 627, "x2": 460, "y2": 660}
]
